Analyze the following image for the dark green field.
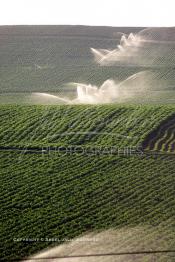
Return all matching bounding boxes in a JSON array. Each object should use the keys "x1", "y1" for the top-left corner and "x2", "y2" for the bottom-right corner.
[
  {"x1": 1, "y1": 151, "x2": 175, "y2": 261},
  {"x1": 0, "y1": 104, "x2": 175, "y2": 261}
]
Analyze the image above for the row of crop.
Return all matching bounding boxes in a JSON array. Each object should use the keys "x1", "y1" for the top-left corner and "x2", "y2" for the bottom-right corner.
[
  {"x1": 144, "y1": 115, "x2": 175, "y2": 152},
  {"x1": 150, "y1": 118, "x2": 175, "y2": 150},
  {"x1": 158, "y1": 124, "x2": 175, "y2": 152}
]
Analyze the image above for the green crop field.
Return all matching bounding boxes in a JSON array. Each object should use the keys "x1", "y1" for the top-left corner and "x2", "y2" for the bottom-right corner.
[
  {"x1": 0, "y1": 104, "x2": 175, "y2": 261},
  {"x1": 0, "y1": 26, "x2": 175, "y2": 261},
  {"x1": 0, "y1": 152, "x2": 175, "y2": 261}
]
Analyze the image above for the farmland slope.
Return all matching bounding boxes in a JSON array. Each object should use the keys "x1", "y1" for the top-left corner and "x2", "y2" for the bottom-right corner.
[{"x1": 0, "y1": 104, "x2": 175, "y2": 261}]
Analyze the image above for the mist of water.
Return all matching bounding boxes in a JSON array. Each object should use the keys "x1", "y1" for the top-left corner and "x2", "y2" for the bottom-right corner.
[
  {"x1": 91, "y1": 28, "x2": 175, "y2": 67},
  {"x1": 31, "y1": 92, "x2": 70, "y2": 104},
  {"x1": 91, "y1": 33, "x2": 143, "y2": 65},
  {"x1": 31, "y1": 69, "x2": 169, "y2": 104},
  {"x1": 30, "y1": 28, "x2": 175, "y2": 105}
]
